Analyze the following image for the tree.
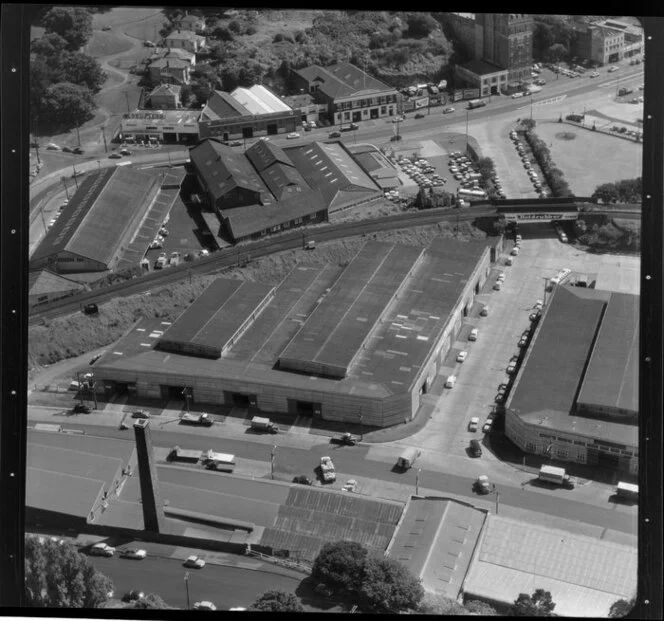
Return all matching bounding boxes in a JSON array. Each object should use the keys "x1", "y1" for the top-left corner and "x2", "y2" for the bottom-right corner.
[
  {"x1": 533, "y1": 22, "x2": 555, "y2": 60},
  {"x1": 40, "y1": 82, "x2": 96, "y2": 128},
  {"x1": 520, "y1": 118, "x2": 536, "y2": 131},
  {"x1": 592, "y1": 182, "x2": 620, "y2": 204},
  {"x1": 358, "y1": 556, "x2": 424, "y2": 613},
  {"x1": 609, "y1": 597, "x2": 636, "y2": 618},
  {"x1": 42, "y1": 7, "x2": 93, "y2": 51},
  {"x1": 547, "y1": 43, "x2": 567, "y2": 63},
  {"x1": 418, "y1": 593, "x2": 470, "y2": 615},
  {"x1": 249, "y1": 590, "x2": 304, "y2": 612},
  {"x1": 405, "y1": 13, "x2": 439, "y2": 38},
  {"x1": 31, "y1": 33, "x2": 69, "y2": 59},
  {"x1": 311, "y1": 541, "x2": 368, "y2": 594},
  {"x1": 25, "y1": 535, "x2": 113, "y2": 608},
  {"x1": 132, "y1": 593, "x2": 172, "y2": 609},
  {"x1": 61, "y1": 52, "x2": 106, "y2": 94},
  {"x1": 511, "y1": 589, "x2": 556, "y2": 616}
]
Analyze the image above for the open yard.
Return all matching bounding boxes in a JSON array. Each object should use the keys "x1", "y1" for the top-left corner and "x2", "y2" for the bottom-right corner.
[
  {"x1": 220, "y1": 9, "x2": 323, "y2": 46},
  {"x1": 534, "y1": 121, "x2": 642, "y2": 196}
]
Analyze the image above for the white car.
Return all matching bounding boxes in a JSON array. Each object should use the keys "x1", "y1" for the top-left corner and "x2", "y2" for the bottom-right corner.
[
  {"x1": 443, "y1": 107, "x2": 455, "y2": 114},
  {"x1": 456, "y1": 351, "x2": 468, "y2": 363},
  {"x1": 445, "y1": 375, "x2": 457, "y2": 389},
  {"x1": 512, "y1": 92, "x2": 524, "y2": 99},
  {"x1": 469, "y1": 328, "x2": 479, "y2": 341},
  {"x1": 90, "y1": 543, "x2": 116, "y2": 557},
  {"x1": 590, "y1": 72, "x2": 599, "y2": 78},
  {"x1": 497, "y1": 273, "x2": 505, "y2": 282},
  {"x1": 194, "y1": 602, "x2": 217, "y2": 611},
  {"x1": 286, "y1": 132, "x2": 301, "y2": 139},
  {"x1": 320, "y1": 456, "x2": 335, "y2": 471},
  {"x1": 507, "y1": 361, "x2": 517, "y2": 374},
  {"x1": 482, "y1": 419, "x2": 493, "y2": 433},
  {"x1": 493, "y1": 281, "x2": 502, "y2": 291},
  {"x1": 183, "y1": 555, "x2": 205, "y2": 569},
  {"x1": 511, "y1": 247, "x2": 520, "y2": 256},
  {"x1": 149, "y1": 240, "x2": 163, "y2": 250},
  {"x1": 534, "y1": 300, "x2": 543, "y2": 311},
  {"x1": 468, "y1": 417, "x2": 479, "y2": 432},
  {"x1": 120, "y1": 548, "x2": 147, "y2": 560},
  {"x1": 608, "y1": 66, "x2": 619, "y2": 72}
]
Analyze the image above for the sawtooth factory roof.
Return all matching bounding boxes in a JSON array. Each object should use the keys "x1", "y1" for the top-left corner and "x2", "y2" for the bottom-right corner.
[{"x1": 95, "y1": 238, "x2": 489, "y2": 400}]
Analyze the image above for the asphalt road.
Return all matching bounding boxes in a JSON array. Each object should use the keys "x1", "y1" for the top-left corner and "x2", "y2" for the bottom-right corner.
[
  {"x1": 91, "y1": 553, "x2": 324, "y2": 611},
  {"x1": 57, "y1": 420, "x2": 636, "y2": 536}
]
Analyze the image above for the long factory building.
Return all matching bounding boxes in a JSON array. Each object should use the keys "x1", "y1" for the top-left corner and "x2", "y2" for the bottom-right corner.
[{"x1": 93, "y1": 238, "x2": 495, "y2": 428}]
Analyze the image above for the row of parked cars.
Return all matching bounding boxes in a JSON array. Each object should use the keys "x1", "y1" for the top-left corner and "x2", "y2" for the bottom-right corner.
[
  {"x1": 510, "y1": 130, "x2": 549, "y2": 197},
  {"x1": 398, "y1": 155, "x2": 446, "y2": 189}
]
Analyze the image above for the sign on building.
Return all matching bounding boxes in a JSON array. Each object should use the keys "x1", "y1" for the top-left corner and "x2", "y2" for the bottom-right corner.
[
  {"x1": 414, "y1": 97, "x2": 429, "y2": 109},
  {"x1": 463, "y1": 88, "x2": 481, "y2": 100},
  {"x1": 453, "y1": 90, "x2": 464, "y2": 102},
  {"x1": 503, "y1": 212, "x2": 578, "y2": 222}
]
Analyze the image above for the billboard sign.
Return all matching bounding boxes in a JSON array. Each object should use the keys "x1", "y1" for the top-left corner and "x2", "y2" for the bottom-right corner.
[
  {"x1": 503, "y1": 212, "x2": 578, "y2": 222},
  {"x1": 414, "y1": 97, "x2": 429, "y2": 109},
  {"x1": 453, "y1": 90, "x2": 464, "y2": 102},
  {"x1": 463, "y1": 88, "x2": 481, "y2": 99}
]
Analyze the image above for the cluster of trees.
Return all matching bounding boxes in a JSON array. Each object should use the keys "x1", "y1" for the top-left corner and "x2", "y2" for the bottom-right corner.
[
  {"x1": 30, "y1": 7, "x2": 106, "y2": 131},
  {"x1": 249, "y1": 590, "x2": 304, "y2": 612},
  {"x1": 576, "y1": 217, "x2": 640, "y2": 252},
  {"x1": 310, "y1": 541, "x2": 424, "y2": 613},
  {"x1": 591, "y1": 178, "x2": 642, "y2": 204},
  {"x1": 25, "y1": 535, "x2": 114, "y2": 608},
  {"x1": 414, "y1": 186, "x2": 457, "y2": 209},
  {"x1": 476, "y1": 156, "x2": 502, "y2": 199},
  {"x1": 532, "y1": 15, "x2": 583, "y2": 64},
  {"x1": 163, "y1": 10, "x2": 451, "y2": 97},
  {"x1": 520, "y1": 119, "x2": 574, "y2": 198}
]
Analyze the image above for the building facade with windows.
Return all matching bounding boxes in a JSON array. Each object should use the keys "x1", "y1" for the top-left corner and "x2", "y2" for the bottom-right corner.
[
  {"x1": 292, "y1": 62, "x2": 399, "y2": 126},
  {"x1": 164, "y1": 30, "x2": 206, "y2": 53},
  {"x1": 474, "y1": 14, "x2": 534, "y2": 84},
  {"x1": 148, "y1": 58, "x2": 191, "y2": 86},
  {"x1": 571, "y1": 22, "x2": 625, "y2": 65},
  {"x1": 198, "y1": 87, "x2": 299, "y2": 141},
  {"x1": 504, "y1": 286, "x2": 638, "y2": 475},
  {"x1": 455, "y1": 59, "x2": 508, "y2": 97},
  {"x1": 120, "y1": 109, "x2": 200, "y2": 144},
  {"x1": 147, "y1": 84, "x2": 182, "y2": 109}
]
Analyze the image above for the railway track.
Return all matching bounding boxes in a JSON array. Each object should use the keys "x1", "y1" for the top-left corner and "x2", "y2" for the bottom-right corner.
[{"x1": 28, "y1": 204, "x2": 638, "y2": 324}]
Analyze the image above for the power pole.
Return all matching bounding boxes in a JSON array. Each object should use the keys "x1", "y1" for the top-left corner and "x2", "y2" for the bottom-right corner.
[
  {"x1": 465, "y1": 110, "x2": 469, "y2": 152},
  {"x1": 184, "y1": 573, "x2": 190, "y2": 610},
  {"x1": 61, "y1": 177, "x2": 70, "y2": 200},
  {"x1": 72, "y1": 166, "x2": 79, "y2": 190},
  {"x1": 101, "y1": 126, "x2": 108, "y2": 153},
  {"x1": 125, "y1": 91, "x2": 131, "y2": 114},
  {"x1": 271, "y1": 445, "x2": 276, "y2": 479},
  {"x1": 415, "y1": 468, "x2": 421, "y2": 496},
  {"x1": 76, "y1": 126, "x2": 81, "y2": 147}
]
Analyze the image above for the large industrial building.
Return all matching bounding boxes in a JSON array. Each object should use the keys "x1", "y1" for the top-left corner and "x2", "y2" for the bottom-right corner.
[
  {"x1": 93, "y1": 238, "x2": 495, "y2": 428},
  {"x1": 30, "y1": 167, "x2": 161, "y2": 274},
  {"x1": 505, "y1": 285, "x2": 639, "y2": 474},
  {"x1": 197, "y1": 85, "x2": 300, "y2": 141},
  {"x1": 188, "y1": 137, "x2": 382, "y2": 241}
]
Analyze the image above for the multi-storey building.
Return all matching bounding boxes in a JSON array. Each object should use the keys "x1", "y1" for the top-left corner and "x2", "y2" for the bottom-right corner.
[
  {"x1": 292, "y1": 62, "x2": 399, "y2": 126},
  {"x1": 571, "y1": 22, "x2": 625, "y2": 65},
  {"x1": 474, "y1": 13, "x2": 534, "y2": 84}
]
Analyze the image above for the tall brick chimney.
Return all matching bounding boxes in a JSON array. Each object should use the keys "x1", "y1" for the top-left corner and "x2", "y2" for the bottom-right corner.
[{"x1": 133, "y1": 419, "x2": 165, "y2": 532}]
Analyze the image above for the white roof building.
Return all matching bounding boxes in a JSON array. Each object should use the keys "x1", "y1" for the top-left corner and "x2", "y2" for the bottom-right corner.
[
  {"x1": 230, "y1": 85, "x2": 292, "y2": 116},
  {"x1": 461, "y1": 515, "x2": 637, "y2": 617}
]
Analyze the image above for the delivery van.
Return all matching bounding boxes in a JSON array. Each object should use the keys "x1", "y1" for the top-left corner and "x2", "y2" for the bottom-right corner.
[{"x1": 396, "y1": 447, "x2": 421, "y2": 470}]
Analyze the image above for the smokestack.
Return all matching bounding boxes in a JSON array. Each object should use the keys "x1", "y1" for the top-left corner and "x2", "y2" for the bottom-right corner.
[{"x1": 133, "y1": 419, "x2": 165, "y2": 532}]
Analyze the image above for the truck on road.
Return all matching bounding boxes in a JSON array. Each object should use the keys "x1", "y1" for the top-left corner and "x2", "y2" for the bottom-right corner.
[
  {"x1": 250, "y1": 416, "x2": 279, "y2": 433},
  {"x1": 396, "y1": 447, "x2": 421, "y2": 470},
  {"x1": 467, "y1": 99, "x2": 487, "y2": 110},
  {"x1": 320, "y1": 456, "x2": 336, "y2": 482},
  {"x1": 618, "y1": 87, "x2": 633, "y2": 96},
  {"x1": 331, "y1": 432, "x2": 358, "y2": 446},
  {"x1": 538, "y1": 465, "x2": 575, "y2": 489},
  {"x1": 180, "y1": 412, "x2": 213, "y2": 427}
]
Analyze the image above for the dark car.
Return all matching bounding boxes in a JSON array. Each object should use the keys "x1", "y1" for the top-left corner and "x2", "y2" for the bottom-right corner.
[
  {"x1": 329, "y1": 131, "x2": 341, "y2": 138},
  {"x1": 349, "y1": 122, "x2": 359, "y2": 130},
  {"x1": 102, "y1": 26, "x2": 112, "y2": 31},
  {"x1": 72, "y1": 147, "x2": 84, "y2": 155},
  {"x1": 293, "y1": 475, "x2": 313, "y2": 486},
  {"x1": 390, "y1": 135, "x2": 403, "y2": 141},
  {"x1": 73, "y1": 404, "x2": 91, "y2": 414},
  {"x1": 414, "y1": 113, "x2": 426, "y2": 119},
  {"x1": 109, "y1": 152, "x2": 122, "y2": 159},
  {"x1": 83, "y1": 303, "x2": 98, "y2": 315},
  {"x1": 469, "y1": 439, "x2": 482, "y2": 458},
  {"x1": 62, "y1": 146, "x2": 73, "y2": 153}
]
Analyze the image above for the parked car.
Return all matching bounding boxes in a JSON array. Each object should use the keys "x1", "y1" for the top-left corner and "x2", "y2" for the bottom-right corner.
[
  {"x1": 90, "y1": 543, "x2": 115, "y2": 557},
  {"x1": 120, "y1": 148, "x2": 131, "y2": 156},
  {"x1": 468, "y1": 417, "x2": 479, "y2": 432},
  {"x1": 293, "y1": 475, "x2": 313, "y2": 486},
  {"x1": 108, "y1": 152, "x2": 122, "y2": 159},
  {"x1": 194, "y1": 602, "x2": 217, "y2": 611},
  {"x1": 510, "y1": 247, "x2": 520, "y2": 256},
  {"x1": 89, "y1": 353, "x2": 102, "y2": 365},
  {"x1": 507, "y1": 361, "x2": 517, "y2": 374},
  {"x1": 608, "y1": 65, "x2": 619, "y2": 72},
  {"x1": 286, "y1": 132, "x2": 301, "y2": 139},
  {"x1": 475, "y1": 475, "x2": 492, "y2": 494},
  {"x1": 518, "y1": 336, "x2": 529, "y2": 348},
  {"x1": 456, "y1": 351, "x2": 468, "y2": 363},
  {"x1": 469, "y1": 328, "x2": 479, "y2": 341},
  {"x1": 132, "y1": 410, "x2": 150, "y2": 419},
  {"x1": 445, "y1": 375, "x2": 456, "y2": 389},
  {"x1": 329, "y1": 131, "x2": 341, "y2": 138},
  {"x1": 443, "y1": 107, "x2": 455, "y2": 114},
  {"x1": 493, "y1": 281, "x2": 502, "y2": 291},
  {"x1": 120, "y1": 548, "x2": 147, "y2": 560},
  {"x1": 73, "y1": 403, "x2": 91, "y2": 414},
  {"x1": 482, "y1": 419, "x2": 493, "y2": 433},
  {"x1": 183, "y1": 555, "x2": 206, "y2": 569}
]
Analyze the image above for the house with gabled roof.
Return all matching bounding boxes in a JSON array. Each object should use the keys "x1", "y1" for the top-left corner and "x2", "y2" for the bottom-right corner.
[
  {"x1": 147, "y1": 84, "x2": 182, "y2": 109},
  {"x1": 164, "y1": 29, "x2": 206, "y2": 53}
]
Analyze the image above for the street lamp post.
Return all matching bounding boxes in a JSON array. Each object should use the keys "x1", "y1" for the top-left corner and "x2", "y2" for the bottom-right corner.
[
  {"x1": 72, "y1": 165, "x2": 79, "y2": 190},
  {"x1": 492, "y1": 484, "x2": 500, "y2": 514},
  {"x1": 184, "y1": 572, "x2": 190, "y2": 610},
  {"x1": 415, "y1": 468, "x2": 421, "y2": 496},
  {"x1": 271, "y1": 445, "x2": 276, "y2": 480},
  {"x1": 465, "y1": 110, "x2": 469, "y2": 151},
  {"x1": 358, "y1": 411, "x2": 364, "y2": 441},
  {"x1": 101, "y1": 126, "x2": 108, "y2": 153},
  {"x1": 61, "y1": 177, "x2": 70, "y2": 200}
]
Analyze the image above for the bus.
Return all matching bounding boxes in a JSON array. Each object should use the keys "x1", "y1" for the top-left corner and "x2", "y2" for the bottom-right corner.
[
  {"x1": 458, "y1": 188, "x2": 487, "y2": 200},
  {"x1": 467, "y1": 99, "x2": 487, "y2": 109}
]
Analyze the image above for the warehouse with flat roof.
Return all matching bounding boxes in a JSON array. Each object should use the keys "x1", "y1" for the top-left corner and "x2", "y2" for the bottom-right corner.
[
  {"x1": 93, "y1": 237, "x2": 493, "y2": 428},
  {"x1": 505, "y1": 286, "x2": 639, "y2": 474},
  {"x1": 30, "y1": 167, "x2": 162, "y2": 274}
]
